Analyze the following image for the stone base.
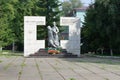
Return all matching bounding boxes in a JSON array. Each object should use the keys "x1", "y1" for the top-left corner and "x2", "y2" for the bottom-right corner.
[{"x1": 29, "y1": 48, "x2": 78, "y2": 58}]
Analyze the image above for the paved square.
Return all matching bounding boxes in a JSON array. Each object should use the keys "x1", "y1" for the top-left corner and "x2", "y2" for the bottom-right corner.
[{"x1": 0, "y1": 56, "x2": 120, "y2": 80}]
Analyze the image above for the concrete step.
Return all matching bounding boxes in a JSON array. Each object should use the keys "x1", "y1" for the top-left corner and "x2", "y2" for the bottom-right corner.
[{"x1": 30, "y1": 49, "x2": 78, "y2": 58}]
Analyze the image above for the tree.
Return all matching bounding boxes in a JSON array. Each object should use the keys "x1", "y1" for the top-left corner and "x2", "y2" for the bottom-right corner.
[
  {"x1": 11, "y1": 0, "x2": 39, "y2": 51},
  {"x1": 82, "y1": 0, "x2": 120, "y2": 55},
  {"x1": 35, "y1": 0, "x2": 62, "y2": 47},
  {"x1": 61, "y1": 0, "x2": 82, "y2": 16},
  {"x1": 0, "y1": 0, "x2": 16, "y2": 48},
  {"x1": 0, "y1": 0, "x2": 62, "y2": 50}
]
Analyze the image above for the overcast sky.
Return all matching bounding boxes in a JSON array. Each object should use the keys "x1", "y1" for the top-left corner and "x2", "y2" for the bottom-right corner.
[
  {"x1": 60, "y1": 0, "x2": 94, "y2": 6},
  {"x1": 81, "y1": 0, "x2": 94, "y2": 6}
]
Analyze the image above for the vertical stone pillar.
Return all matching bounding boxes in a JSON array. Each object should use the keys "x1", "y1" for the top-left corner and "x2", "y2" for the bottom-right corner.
[
  {"x1": 24, "y1": 16, "x2": 46, "y2": 57},
  {"x1": 60, "y1": 17, "x2": 81, "y2": 57}
]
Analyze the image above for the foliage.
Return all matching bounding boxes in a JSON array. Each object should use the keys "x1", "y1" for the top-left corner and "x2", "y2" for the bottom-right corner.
[
  {"x1": 69, "y1": 78, "x2": 76, "y2": 80},
  {"x1": 0, "y1": 50, "x2": 23, "y2": 56},
  {"x1": 36, "y1": 0, "x2": 61, "y2": 39},
  {"x1": 0, "y1": 0, "x2": 16, "y2": 47},
  {"x1": 10, "y1": 0, "x2": 37, "y2": 51},
  {"x1": 0, "y1": 0, "x2": 61, "y2": 50},
  {"x1": 34, "y1": 0, "x2": 62, "y2": 47},
  {"x1": 82, "y1": 0, "x2": 120, "y2": 55}
]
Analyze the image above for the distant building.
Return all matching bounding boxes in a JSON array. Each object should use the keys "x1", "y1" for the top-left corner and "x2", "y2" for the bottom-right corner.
[
  {"x1": 68, "y1": 7, "x2": 88, "y2": 27},
  {"x1": 60, "y1": 7, "x2": 87, "y2": 40}
]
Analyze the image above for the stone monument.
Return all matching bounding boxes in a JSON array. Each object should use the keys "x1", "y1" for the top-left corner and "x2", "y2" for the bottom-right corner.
[{"x1": 24, "y1": 16, "x2": 81, "y2": 57}]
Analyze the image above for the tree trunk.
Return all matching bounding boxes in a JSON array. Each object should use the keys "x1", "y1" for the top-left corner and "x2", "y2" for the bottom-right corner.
[
  {"x1": 12, "y1": 42, "x2": 15, "y2": 52},
  {"x1": 110, "y1": 49, "x2": 113, "y2": 56},
  {"x1": 101, "y1": 48, "x2": 104, "y2": 55},
  {"x1": 0, "y1": 47, "x2": 2, "y2": 51}
]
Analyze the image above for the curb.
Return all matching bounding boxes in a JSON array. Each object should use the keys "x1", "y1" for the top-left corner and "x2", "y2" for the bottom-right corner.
[{"x1": 83, "y1": 54, "x2": 120, "y2": 59}]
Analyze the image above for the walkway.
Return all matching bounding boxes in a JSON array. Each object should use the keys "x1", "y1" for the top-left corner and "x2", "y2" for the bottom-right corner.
[{"x1": 0, "y1": 56, "x2": 120, "y2": 80}]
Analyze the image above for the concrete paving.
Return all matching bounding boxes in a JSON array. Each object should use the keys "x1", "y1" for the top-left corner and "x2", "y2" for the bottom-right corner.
[{"x1": 0, "y1": 56, "x2": 120, "y2": 80}]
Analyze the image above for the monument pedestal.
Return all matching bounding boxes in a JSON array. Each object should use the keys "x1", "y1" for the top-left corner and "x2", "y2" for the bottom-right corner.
[{"x1": 29, "y1": 48, "x2": 78, "y2": 58}]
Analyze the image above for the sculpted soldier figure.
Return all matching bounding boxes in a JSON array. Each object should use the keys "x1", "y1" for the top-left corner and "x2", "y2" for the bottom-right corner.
[{"x1": 47, "y1": 22, "x2": 60, "y2": 48}]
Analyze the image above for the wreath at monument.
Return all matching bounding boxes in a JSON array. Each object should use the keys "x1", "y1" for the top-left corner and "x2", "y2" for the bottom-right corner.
[{"x1": 47, "y1": 48, "x2": 61, "y2": 54}]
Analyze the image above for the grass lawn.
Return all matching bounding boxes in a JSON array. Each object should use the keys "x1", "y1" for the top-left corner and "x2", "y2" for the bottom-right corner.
[{"x1": 0, "y1": 50, "x2": 23, "y2": 57}]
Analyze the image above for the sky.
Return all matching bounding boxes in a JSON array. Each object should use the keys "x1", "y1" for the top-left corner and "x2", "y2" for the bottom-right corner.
[
  {"x1": 60, "y1": 0, "x2": 94, "y2": 6},
  {"x1": 81, "y1": 0, "x2": 94, "y2": 6}
]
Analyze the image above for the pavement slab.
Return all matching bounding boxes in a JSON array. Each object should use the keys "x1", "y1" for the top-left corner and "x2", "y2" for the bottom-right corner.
[{"x1": 0, "y1": 56, "x2": 120, "y2": 80}]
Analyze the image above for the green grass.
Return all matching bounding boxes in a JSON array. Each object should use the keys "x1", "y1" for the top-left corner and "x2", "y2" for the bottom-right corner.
[
  {"x1": 0, "y1": 60, "x2": 2, "y2": 63},
  {"x1": 69, "y1": 78, "x2": 76, "y2": 80},
  {"x1": 18, "y1": 59, "x2": 26, "y2": 80},
  {"x1": 94, "y1": 53, "x2": 120, "y2": 56},
  {"x1": 105, "y1": 78, "x2": 109, "y2": 80},
  {"x1": 0, "y1": 50, "x2": 23, "y2": 57},
  {"x1": 21, "y1": 63, "x2": 26, "y2": 67},
  {"x1": 0, "y1": 53, "x2": 23, "y2": 57}
]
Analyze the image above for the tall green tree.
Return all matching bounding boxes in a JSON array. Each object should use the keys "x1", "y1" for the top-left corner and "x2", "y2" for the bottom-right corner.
[
  {"x1": 12, "y1": 0, "x2": 38, "y2": 50},
  {"x1": 35, "y1": 0, "x2": 61, "y2": 47},
  {"x1": 0, "y1": 0, "x2": 16, "y2": 47},
  {"x1": 0, "y1": 0, "x2": 62, "y2": 50},
  {"x1": 82, "y1": 0, "x2": 120, "y2": 55}
]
